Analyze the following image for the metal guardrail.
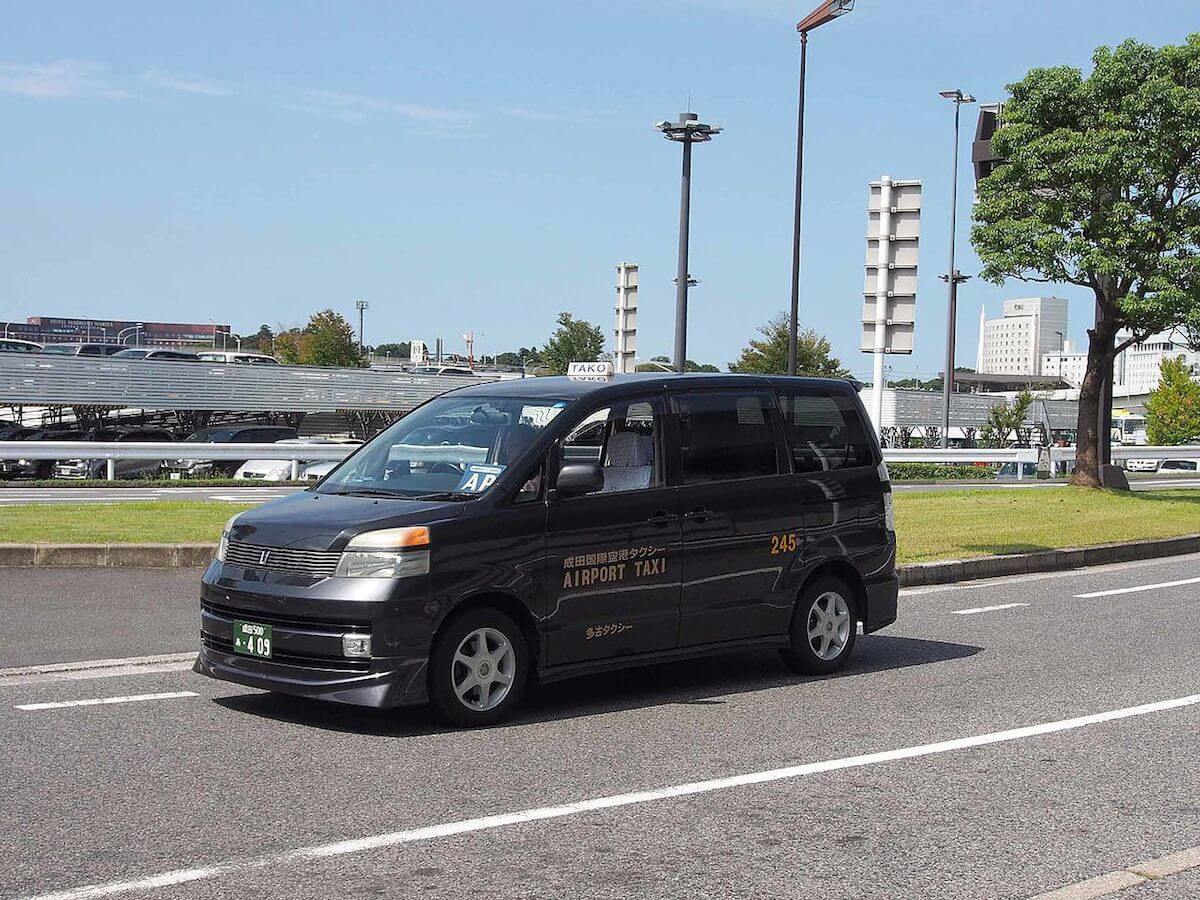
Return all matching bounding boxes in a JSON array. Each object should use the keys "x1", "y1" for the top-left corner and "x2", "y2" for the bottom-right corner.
[
  {"x1": 0, "y1": 354, "x2": 494, "y2": 413},
  {"x1": 1, "y1": 441, "x2": 1197, "y2": 482}
]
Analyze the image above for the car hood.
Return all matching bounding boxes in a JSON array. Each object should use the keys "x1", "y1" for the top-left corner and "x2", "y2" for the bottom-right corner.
[{"x1": 227, "y1": 490, "x2": 467, "y2": 551}]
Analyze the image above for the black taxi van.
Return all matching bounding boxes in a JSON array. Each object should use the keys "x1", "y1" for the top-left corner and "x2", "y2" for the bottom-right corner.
[{"x1": 195, "y1": 369, "x2": 897, "y2": 726}]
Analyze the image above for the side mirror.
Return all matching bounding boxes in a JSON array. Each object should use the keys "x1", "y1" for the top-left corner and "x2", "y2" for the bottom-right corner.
[{"x1": 555, "y1": 462, "x2": 604, "y2": 498}]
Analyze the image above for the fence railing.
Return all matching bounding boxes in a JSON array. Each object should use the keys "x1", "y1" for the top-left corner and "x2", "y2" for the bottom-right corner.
[{"x1": 1, "y1": 441, "x2": 1198, "y2": 482}]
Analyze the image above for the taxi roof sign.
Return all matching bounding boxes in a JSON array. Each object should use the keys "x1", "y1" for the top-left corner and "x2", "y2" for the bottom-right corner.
[{"x1": 567, "y1": 361, "x2": 615, "y2": 381}]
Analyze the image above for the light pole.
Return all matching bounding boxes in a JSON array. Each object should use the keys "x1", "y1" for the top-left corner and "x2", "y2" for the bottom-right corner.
[
  {"x1": 938, "y1": 88, "x2": 975, "y2": 447},
  {"x1": 789, "y1": 0, "x2": 854, "y2": 376},
  {"x1": 355, "y1": 300, "x2": 369, "y2": 354},
  {"x1": 1053, "y1": 330, "x2": 1065, "y2": 381},
  {"x1": 656, "y1": 112, "x2": 722, "y2": 374}
]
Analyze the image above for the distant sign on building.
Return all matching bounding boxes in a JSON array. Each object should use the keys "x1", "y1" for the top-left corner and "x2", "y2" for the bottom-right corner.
[{"x1": 11, "y1": 316, "x2": 231, "y2": 347}]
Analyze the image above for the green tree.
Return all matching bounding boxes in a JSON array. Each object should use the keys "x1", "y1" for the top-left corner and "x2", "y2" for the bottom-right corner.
[
  {"x1": 971, "y1": 36, "x2": 1200, "y2": 487},
  {"x1": 304, "y1": 309, "x2": 364, "y2": 368},
  {"x1": 980, "y1": 390, "x2": 1035, "y2": 448},
  {"x1": 495, "y1": 347, "x2": 542, "y2": 368},
  {"x1": 728, "y1": 314, "x2": 849, "y2": 377},
  {"x1": 240, "y1": 324, "x2": 275, "y2": 354},
  {"x1": 273, "y1": 327, "x2": 306, "y2": 365},
  {"x1": 540, "y1": 312, "x2": 605, "y2": 376},
  {"x1": 1146, "y1": 356, "x2": 1200, "y2": 444},
  {"x1": 373, "y1": 341, "x2": 411, "y2": 360},
  {"x1": 635, "y1": 356, "x2": 719, "y2": 373}
]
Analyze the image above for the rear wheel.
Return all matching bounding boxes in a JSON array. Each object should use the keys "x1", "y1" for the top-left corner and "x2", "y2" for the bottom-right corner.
[
  {"x1": 780, "y1": 576, "x2": 858, "y2": 675},
  {"x1": 429, "y1": 608, "x2": 529, "y2": 727}
]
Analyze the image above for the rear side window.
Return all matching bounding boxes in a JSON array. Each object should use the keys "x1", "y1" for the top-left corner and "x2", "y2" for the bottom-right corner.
[
  {"x1": 675, "y1": 392, "x2": 779, "y2": 484},
  {"x1": 779, "y1": 390, "x2": 873, "y2": 473}
]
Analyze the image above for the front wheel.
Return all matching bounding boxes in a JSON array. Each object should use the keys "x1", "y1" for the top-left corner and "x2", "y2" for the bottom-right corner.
[
  {"x1": 780, "y1": 576, "x2": 858, "y2": 676},
  {"x1": 429, "y1": 608, "x2": 529, "y2": 727}
]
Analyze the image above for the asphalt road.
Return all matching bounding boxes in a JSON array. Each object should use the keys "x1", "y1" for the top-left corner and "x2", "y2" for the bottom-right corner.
[
  {"x1": 2, "y1": 556, "x2": 1200, "y2": 899},
  {"x1": 3, "y1": 476, "x2": 1199, "y2": 505}
]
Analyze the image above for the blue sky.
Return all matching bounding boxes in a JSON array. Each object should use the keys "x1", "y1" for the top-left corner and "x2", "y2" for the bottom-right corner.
[{"x1": 2, "y1": 1, "x2": 1197, "y2": 378}]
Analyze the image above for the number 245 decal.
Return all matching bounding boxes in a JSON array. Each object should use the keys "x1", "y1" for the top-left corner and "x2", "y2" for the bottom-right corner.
[{"x1": 769, "y1": 532, "x2": 799, "y2": 555}]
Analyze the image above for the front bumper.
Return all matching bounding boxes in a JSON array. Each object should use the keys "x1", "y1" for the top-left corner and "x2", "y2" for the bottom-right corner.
[{"x1": 195, "y1": 562, "x2": 435, "y2": 708}]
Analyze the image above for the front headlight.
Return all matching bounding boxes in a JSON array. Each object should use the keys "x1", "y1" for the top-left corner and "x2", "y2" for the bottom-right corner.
[
  {"x1": 335, "y1": 526, "x2": 430, "y2": 579},
  {"x1": 216, "y1": 513, "x2": 241, "y2": 562}
]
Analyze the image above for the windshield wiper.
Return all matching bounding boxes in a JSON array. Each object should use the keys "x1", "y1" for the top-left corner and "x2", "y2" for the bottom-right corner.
[{"x1": 414, "y1": 491, "x2": 478, "y2": 501}]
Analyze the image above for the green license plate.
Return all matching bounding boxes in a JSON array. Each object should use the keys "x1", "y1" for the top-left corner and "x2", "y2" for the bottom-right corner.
[{"x1": 233, "y1": 621, "x2": 272, "y2": 659}]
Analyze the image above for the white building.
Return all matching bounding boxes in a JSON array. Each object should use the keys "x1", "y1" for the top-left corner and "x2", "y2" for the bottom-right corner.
[
  {"x1": 1042, "y1": 329, "x2": 1200, "y2": 394},
  {"x1": 976, "y1": 297, "x2": 1070, "y2": 376}
]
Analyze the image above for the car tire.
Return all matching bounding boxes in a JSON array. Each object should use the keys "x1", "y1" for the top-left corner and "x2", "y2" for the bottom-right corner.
[
  {"x1": 429, "y1": 608, "x2": 529, "y2": 727},
  {"x1": 780, "y1": 576, "x2": 858, "y2": 676}
]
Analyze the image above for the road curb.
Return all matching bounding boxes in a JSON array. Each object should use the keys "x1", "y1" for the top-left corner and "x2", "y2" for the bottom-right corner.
[
  {"x1": 0, "y1": 543, "x2": 217, "y2": 568},
  {"x1": 1, "y1": 534, "x2": 1198, "y2": 576},
  {"x1": 899, "y1": 534, "x2": 1200, "y2": 587}
]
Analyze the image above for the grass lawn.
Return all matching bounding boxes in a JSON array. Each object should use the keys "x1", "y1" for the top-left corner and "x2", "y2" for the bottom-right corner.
[
  {"x1": 0, "y1": 501, "x2": 257, "y2": 545},
  {"x1": 895, "y1": 487, "x2": 1200, "y2": 564},
  {"x1": 0, "y1": 488, "x2": 1198, "y2": 564}
]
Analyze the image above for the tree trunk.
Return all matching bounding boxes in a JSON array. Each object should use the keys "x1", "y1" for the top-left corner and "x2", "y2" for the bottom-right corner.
[{"x1": 1070, "y1": 314, "x2": 1117, "y2": 488}]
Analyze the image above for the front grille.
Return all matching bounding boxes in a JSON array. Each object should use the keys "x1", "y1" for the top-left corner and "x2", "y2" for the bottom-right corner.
[
  {"x1": 224, "y1": 540, "x2": 341, "y2": 577},
  {"x1": 201, "y1": 633, "x2": 370, "y2": 672},
  {"x1": 202, "y1": 599, "x2": 369, "y2": 631}
]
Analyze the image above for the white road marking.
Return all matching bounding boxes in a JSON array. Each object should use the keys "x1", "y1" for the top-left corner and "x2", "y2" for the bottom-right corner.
[
  {"x1": 951, "y1": 602, "x2": 1030, "y2": 615},
  {"x1": 16, "y1": 691, "x2": 197, "y2": 711},
  {"x1": 18, "y1": 692, "x2": 1200, "y2": 900},
  {"x1": 1032, "y1": 843, "x2": 1200, "y2": 898},
  {"x1": 0, "y1": 653, "x2": 198, "y2": 687},
  {"x1": 1074, "y1": 575, "x2": 1200, "y2": 598},
  {"x1": 900, "y1": 552, "x2": 1200, "y2": 597}
]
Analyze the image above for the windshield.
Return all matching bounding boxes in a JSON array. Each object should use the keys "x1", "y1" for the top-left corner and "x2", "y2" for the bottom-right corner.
[
  {"x1": 41, "y1": 345, "x2": 79, "y2": 355},
  {"x1": 318, "y1": 394, "x2": 571, "y2": 499}
]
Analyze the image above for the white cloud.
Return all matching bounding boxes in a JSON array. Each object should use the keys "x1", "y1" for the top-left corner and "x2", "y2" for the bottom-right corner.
[
  {"x1": 141, "y1": 68, "x2": 473, "y2": 131},
  {"x1": 143, "y1": 68, "x2": 236, "y2": 97},
  {"x1": 0, "y1": 60, "x2": 128, "y2": 99}
]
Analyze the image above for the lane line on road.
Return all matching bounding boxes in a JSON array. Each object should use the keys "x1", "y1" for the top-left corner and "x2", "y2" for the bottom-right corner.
[
  {"x1": 1074, "y1": 575, "x2": 1200, "y2": 598},
  {"x1": 0, "y1": 652, "x2": 197, "y2": 679},
  {"x1": 900, "y1": 553, "x2": 1200, "y2": 597},
  {"x1": 18, "y1": 692, "x2": 1200, "y2": 900},
  {"x1": 1032, "y1": 843, "x2": 1200, "y2": 899},
  {"x1": 15, "y1": 691, "x2": 198, "y2": 711},
  {"x1": 950, "y1": 603, "x2": 1030, "y2": 615},
  {"x1": 0, "y1": 653, "x2": 198, "y2": 687}
]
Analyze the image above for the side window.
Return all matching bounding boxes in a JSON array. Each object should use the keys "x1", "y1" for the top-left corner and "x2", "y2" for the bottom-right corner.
[
  {"x1": 675, "y1": 392, "x2": 779, "y2": 484},
  {"x1": 779, "y1": 390, "x2": 873, "y2": 473},
  {"x1": 559, "y1": 397, "x2": 662, "y2": 493},
  {"x1": 80, "y1": 346, "x2": 100, "y2": 356}
]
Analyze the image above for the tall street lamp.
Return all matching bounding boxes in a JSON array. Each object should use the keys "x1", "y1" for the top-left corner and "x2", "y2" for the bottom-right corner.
[
  {"x1": 656, "y1": 112, "x2": 722, "y2": 373},
  {"x1": 355, "y1": 299, "x2": 369, "y2": 354},
  {"x1": 789, "y1": 0, "x2": 854, "y2": 376},
  {"x1": 938, "y1": 88, "x2": 975, "y2": 447}
]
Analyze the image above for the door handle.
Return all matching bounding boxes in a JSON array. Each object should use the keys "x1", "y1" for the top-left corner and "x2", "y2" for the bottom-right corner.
[
  {"x1": 683, "y1": 507, "x2": 713, "y2": 521},
  {"x1": 646, "y1": 511, "x2": 678, "y2": 526}
]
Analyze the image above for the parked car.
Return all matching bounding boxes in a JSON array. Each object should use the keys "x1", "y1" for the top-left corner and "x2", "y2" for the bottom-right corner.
[
  {"x1": 39, "y1": 342, "x2": 126, "y2": 357},
  {"x1": 198, "y1": 351, "x2": 279, "y2": 365},
  {"x1": 410, "y1": 365, "x2": 477, "y2": 377},
  {"x1": 299, "y1": 459, "x2": 338, "y2": 483},
  {"x1": 111, "y1": 347, "x2": 201, "y2": 361},
  {"x1": 995, "y1": 462, "x2": 1038, "y2": 480},
  {"x1": 163, "y1": 424, "x2": 299, "y2": 478},
  {"x1": 0, "y1": 427, "x2": 80, "y2": 479},
  {"x1": 1157, "y1": 459, "x2": 1200, "y2": 474},
  {"x1": 0, "y1": 338, "x2": 42, "y2": 353},
  {"x1": 1124, "y1": 458, "x2": 1160, "y2": 473},
  {"x1": 52, "y1": 428, "x2": 175, "y2": 480},
  {"x1": 234, "y1": 437, "x2": 362, "y2": 482}
]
